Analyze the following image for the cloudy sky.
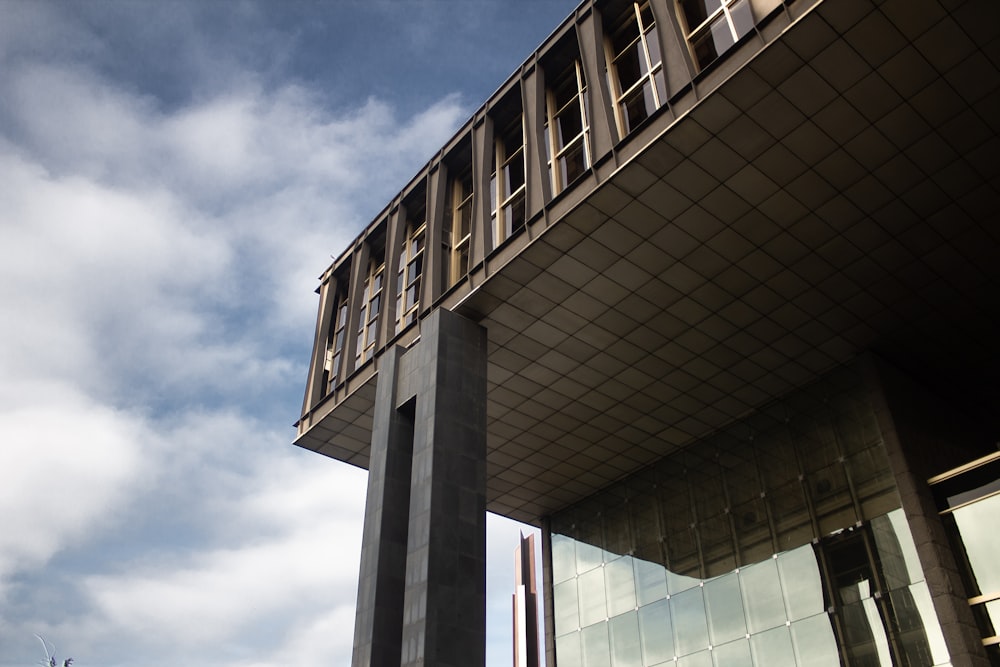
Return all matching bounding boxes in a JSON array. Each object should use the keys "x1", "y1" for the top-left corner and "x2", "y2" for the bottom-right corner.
[{"x1": 0, "y1": 1, "x2": 579, "y2": 665}]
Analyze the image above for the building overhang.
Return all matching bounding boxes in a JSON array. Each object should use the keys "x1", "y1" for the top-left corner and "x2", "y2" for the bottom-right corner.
[{"x1": 296, "y1": 0, "x2": 1000, "y2": 525}]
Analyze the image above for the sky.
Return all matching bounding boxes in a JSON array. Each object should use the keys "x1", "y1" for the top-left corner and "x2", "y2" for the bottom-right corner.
[{"x1": 0, "y1": 1, "x2": 581, "y2": 665}]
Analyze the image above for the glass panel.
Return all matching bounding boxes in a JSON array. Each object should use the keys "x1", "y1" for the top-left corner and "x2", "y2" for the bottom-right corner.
[
  {"x1": 681, "y1": 0, "x2": 723, "y2": 28},
  {"x1": 610, "y1": 611, "x2": 643, "y2": 667},
  {"x1": 638, "y1": 598, "x2": 674, "y2": 664},
  {"x1": 503, "y1": 192, "x2": 526, "y2": 239},
  {"x1": 739, "y1": 558, "x2": 786, "y2": 633},
  {"x1": 555, "y1": 103, "x2": 584, "y2": 147},
  {"x1": 973, "y1": 598, "x2": 1000, "y2": 641},
  {"x1": 557, "y1": 631, "x2": 582, "y2": 665},
  {"x1": 504, "y1": 153, "x2": 525, "y2": 196},
  {"x1": 672, "y1": 585, "x2": 710, "y2": 657},
  {"x1": 677, "y1": 649, "x2": 712, "y2": 667},
  {"x1": 776, "y1": 545, "x2": 824, "y2": 622},
  {"x1": 614, "y1": 42, "x2": 646, "y2": 92},
  {"x1": 555, "y1": 578, "x2": 580, "y2": 636},
  {"x1": 952, "y1": 493, "x2": 1000, "y2": 594},
  {"x1": 705, "y1": 572, "x2": 747, "y2": 645},
  {"x1": 621, "y1": 82, "x2": 652, "y2": 133},
  {"x1": 887, "y1": 585, "x2": 938, "y2": 666},
  {"x1": 711, "y1": 638, "x2": 751, "y2": 667},
  {"x1": 634, "y1": 557, "x2": 668, "y2": 606},
  {"x1": 645, "y1": 27, "x2": 662, "y2": 68},
  {"x1": 582, "y1": 621, "x2": 612, "y2": 667},
  {"x1": 559, "y1": 139, "x2": 588, "y2": 185},
  {"x1": 580, "y1": 566, "x2": 609, "y2": 627},
  {"x1": 606, "y1": 556, "x2": 638, "y2": 618},
  {"x1": 553, "y1": 534, "x2": 576, "y2": 583},
  {"x1": 750, "y1": 625, "x2": 795, "y2": 665},
  {"x1": 730, "y1": 0, "x2": 754, "y2": 38},
  {"x1": 578, "y1": 536, "x2": 605, "y2": 574},
  {"x1": 789, "y1": 614, "x2": 840, "y2": 667}
]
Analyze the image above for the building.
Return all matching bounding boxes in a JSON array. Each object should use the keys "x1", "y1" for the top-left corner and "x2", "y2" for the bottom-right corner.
[
  {"x1": 293, "y1": 0, "x2": 1000, "y2": 665},
  {"x1": 515, "y1": 533, "x2": 542, "y2": 667}
]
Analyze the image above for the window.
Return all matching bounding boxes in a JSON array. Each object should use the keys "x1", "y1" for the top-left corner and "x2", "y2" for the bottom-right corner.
[
  {"x1": 679, "y1": 0, "x2": 754, "y2": 70},
  {"x1": 545, "y1": 57, "x2": 591, "y2": 194},
  {"x1": 607, "y1": 1, "x2": 666, "y2": 137},
  {"x1": 490, "y1": 113, "x2": 526, "y2": 248},
  {"x1": 395, "y1": 197, "x2": 425, "y2": 333},
  {"x1": 323, "y1": 285, "x2": 349, "y2": 393},
  {"x1": 355, "y1": 245, "x2": 384, "y2": 366},
  {"x1": 444, "y1": 162, "x2": 473, "y2": 286}
]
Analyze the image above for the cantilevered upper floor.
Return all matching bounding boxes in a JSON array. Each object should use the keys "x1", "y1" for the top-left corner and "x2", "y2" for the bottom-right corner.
[{"x1": 295, "y1": 0, "x2": 1000, "y2": 525}]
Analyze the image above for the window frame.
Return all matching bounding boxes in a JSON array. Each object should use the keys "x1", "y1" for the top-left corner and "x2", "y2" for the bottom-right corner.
[
  {"x1": 444, "y1": 163, "x2": 474, "y2": 287},
  {"x1": 323, "y1": 288, "x2": 349, "y2": 393},
  {"x1": 606, "y1": 1, "x2": 667, "y2": 138},
  {"x1": 678, "y1": 0, "x2": 754, "y2": 70},
  {"x1": 355, "y1": 252, "x2": 384, "y2": 366},
  {"x1": 545, "y1": 58, "x2": 592, "y2": 195},
  {"x1": 395, "y1": 215, "x2": 425, "y2": 334},
  {"x1": 490, "y1": 113, "x2": 527, "y2": 249}
]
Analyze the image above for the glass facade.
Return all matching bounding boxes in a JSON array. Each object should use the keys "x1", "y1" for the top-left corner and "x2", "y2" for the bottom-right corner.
[
  {"x1": 932, "y1": 453, "x2": 1000, "y2": 664},
  {"x1": 551, "y1": 365, "x2": 951, "y2": 666}
]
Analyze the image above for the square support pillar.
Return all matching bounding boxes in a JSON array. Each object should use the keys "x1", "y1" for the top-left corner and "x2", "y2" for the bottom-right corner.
[{"x1": 352, "y1": 309, "x2": 487, "y2": 667}]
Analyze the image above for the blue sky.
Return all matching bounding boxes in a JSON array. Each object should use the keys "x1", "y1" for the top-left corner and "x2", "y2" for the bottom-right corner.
[{"x1": 0, "y1": 1, "x2": 579, "y2": 664}]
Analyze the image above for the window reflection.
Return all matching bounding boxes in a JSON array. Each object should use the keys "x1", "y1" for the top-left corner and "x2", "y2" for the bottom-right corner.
[
  {"x1": 932, "y1": 452, "x2": 1000, "y2": 654},
  {"x1": 551, "y1": 366, "x2": 953, "y2": 666}
]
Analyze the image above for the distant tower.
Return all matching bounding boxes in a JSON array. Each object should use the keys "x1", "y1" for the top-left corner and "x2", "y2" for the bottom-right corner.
[{"x1": 513, "y1": 532, "x2": 540, "y2": 667}]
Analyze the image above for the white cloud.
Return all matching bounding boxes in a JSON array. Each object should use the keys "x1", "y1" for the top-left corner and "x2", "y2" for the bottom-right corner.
[{"x1": 0, "y1": 384, "x2": 150, "y2": 598}]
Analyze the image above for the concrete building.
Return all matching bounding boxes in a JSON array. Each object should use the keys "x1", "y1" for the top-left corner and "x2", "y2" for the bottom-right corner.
[{"x1": 294, "y1": 0, "x2": 1000, "y2": 664}]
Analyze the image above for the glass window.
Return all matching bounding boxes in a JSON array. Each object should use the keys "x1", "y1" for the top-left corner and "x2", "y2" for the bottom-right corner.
[
  {"x1": 705, "y1": 572, "x2": 747, "y2": 645},
  {"x1": 490, "y1": 112, "x2": 526, "y2": 248},
  {"x1": 609, "y1": 611, "x2": 643, "y2": 667},
  {"x1": 323, "y1": 285, "x2": 349, "y2": 392},
  {"x1": 395, "y1": 194, "x2": 425, "y2": 333},
  {"x1": 776, "y1": 545, "x2": 825, "y2": 622},
  {"x1": 678, "y1": 0, "x2": 754, "y2": 70},
  {"x1": 582, "y1": 621, "x2": 612, "y2": 667},
  {"x1": 555, "y1": 578, "x2": 581, "y2": 636},
  {"x1": 671, "y1": 585, "x2": 709, "y2": 657},
  {"x1": 607, "y1": 1, "x2": 666, "y2": 137},
  {"x1": 556, "y1": 631, "x2": 582, "y2": 665},
  {"x1": 580, "y1": 566, "x2": 609, "y2": 627},
  {"x1": 789, "y1": 614, "x2": 840, "y2": 667},
  {"x1": 711, "y1": 637, "x2": 752, "y2": 667},
  {"x1": 354, "y1": 246, "x2": 384, "y2": 366},
  {"x1": 606, "y1": 556, "x2": 638, "y2": 618},
  {"x1": 553, "y1": 533, "x2": 577, "y2": 584},
  {"x1": 444, "y1": 162, "x2": 473, "y2": 286},
  {"x1": 750, "y1": 625, "x2": 795, "y2": 665},
  {"x1": 638, "y1": 598, "x2": 674, "y2": 664},
  {"x1": 739, "y1": 558, "x2": 786, "y2": 634},
  {"x1": 931, "y1": 452, "x2": 1000, "y2": 652},
  {"x1": 545, "y1": 57, "x2": 591, "y2": 193},
  {"x1": 634, "y1": 557, "x2": 668, "y2": 607}
]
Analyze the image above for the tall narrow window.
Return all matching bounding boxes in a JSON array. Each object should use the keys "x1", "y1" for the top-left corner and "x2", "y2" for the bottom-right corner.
[
  {"x1": 323, "y1": 285, "x2": 349, "y2": 393},
  {"x1": 355, "y1": 246, "x2": 384, "y2": 366},
  {"x1": 395, "y1": 197, "x2": 425, "y2": 333},
  {"x1": 444, "y1": 163, "x2": 473, "y2": 286},
  {"x1": 607, "y1": 1, "x2": 666, "y2": 137},
  {"x1": 679, "y1": 0, "x2": 754, "y2": 70},
  {"x1": 545, "y1": 58, "x2": 591, "y2": 194},
  {"x1": 490, "y1": 114, "x2": 526, "y2": 248}
]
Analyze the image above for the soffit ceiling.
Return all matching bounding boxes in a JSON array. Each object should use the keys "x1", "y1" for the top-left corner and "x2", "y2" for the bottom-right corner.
[{"x1": 454, "y1": 0, "x2": 1000, "y2": 524}]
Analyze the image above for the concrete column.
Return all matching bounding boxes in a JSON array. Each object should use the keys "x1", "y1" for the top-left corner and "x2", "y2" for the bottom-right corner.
[
  {"x1": 352, "y1": 309, "x2": 488, "y2": 667},
  {"x1": 352, "y1": 346, "x2": 413, "y2": 667}
]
